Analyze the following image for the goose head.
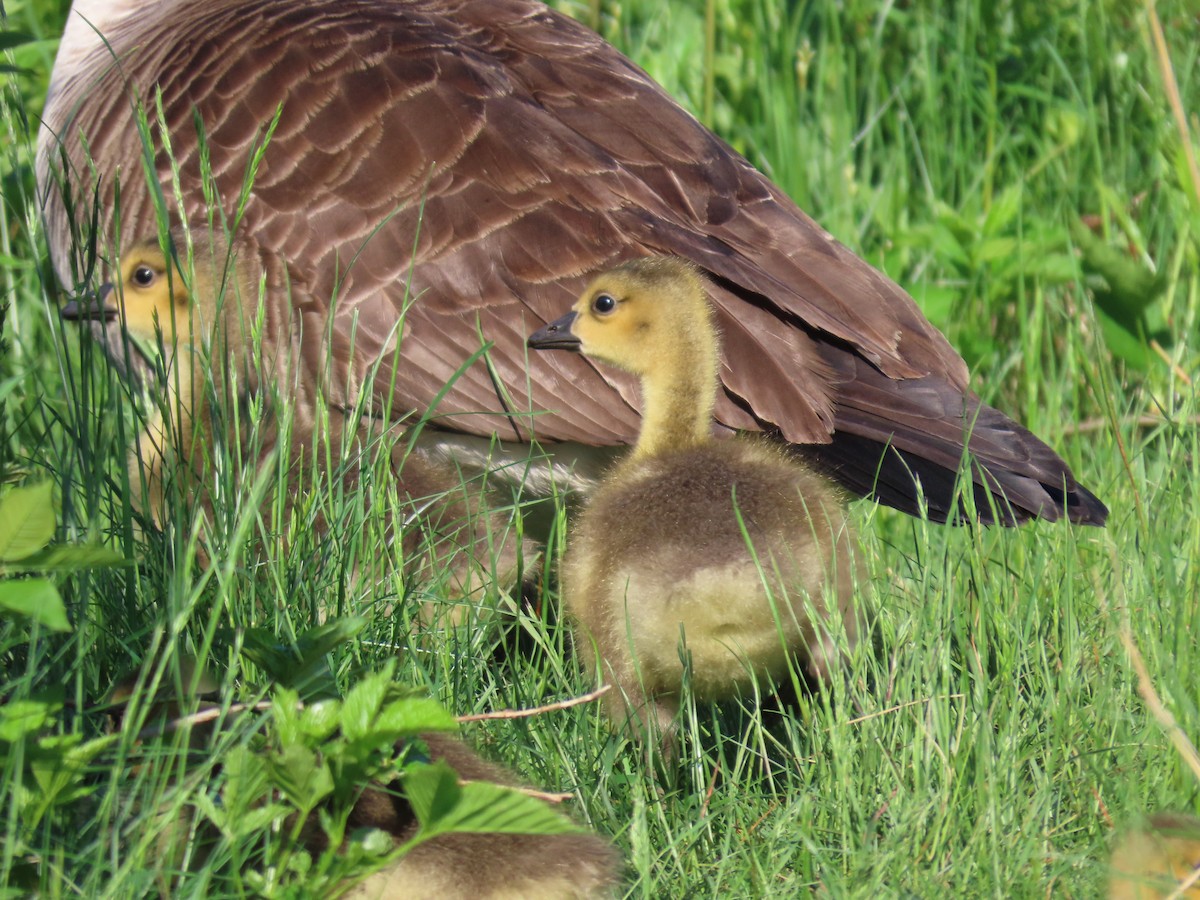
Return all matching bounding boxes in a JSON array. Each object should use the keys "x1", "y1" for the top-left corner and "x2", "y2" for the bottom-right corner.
[
  {"x1": 530, "y1": 257, "x2": 720, "y2": 458},
  {"x1": 61, "y1": 230, "x2": 259, "y2": 376},
  {"x1": 64, "y1": 244, "x2": 188, "y2": 349},
  {"x1": 529, "y1": 257, "x2": 715, "y2": 379}
]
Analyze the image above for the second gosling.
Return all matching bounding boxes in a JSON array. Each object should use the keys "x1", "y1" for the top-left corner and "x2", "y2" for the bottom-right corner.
[{"x1": 528, "y1": 257, "x2": 862, "y2": 752}]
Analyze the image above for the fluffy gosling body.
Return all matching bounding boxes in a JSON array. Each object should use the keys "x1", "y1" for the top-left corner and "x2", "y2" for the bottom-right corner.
[
  {"x1": 344, "y1": 734, "x2": 621, "y2": 900},
  {"x1": 529, "y1": 257, "x2": 861, "y2": 752},
  {"x1": 105, "y1": 673, "x2": 619, "y2": 899},
  {"x1": 1110, "y1": 813, "x2": 1200, "y2": 899}
]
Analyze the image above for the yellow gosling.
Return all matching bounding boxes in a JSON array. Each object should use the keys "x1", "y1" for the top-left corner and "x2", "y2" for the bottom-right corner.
[
  {"x1": 105, "y1": 671, "x2": 619, "y2": 899},
  {"x1": 344, "y1": 733, "x2": 620, "y2": 900},
  {"x1": 528, "y1": 257, "x2": 862, "y2": 755},
  {"x1": 1110, "y1": 813, "x2": 1200, "y2": 899},
  {"x1": 60, "y1": 229, "x2": 270, "y2": 529}
]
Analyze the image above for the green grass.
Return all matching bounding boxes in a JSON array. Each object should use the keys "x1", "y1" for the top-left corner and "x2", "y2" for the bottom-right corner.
[{"x1": 3, "y1": 0, "x2": 1200, "y2": 896}]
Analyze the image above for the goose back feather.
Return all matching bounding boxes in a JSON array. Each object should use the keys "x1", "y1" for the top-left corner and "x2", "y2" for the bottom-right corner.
[{"x1": 39, "y1": 0, "x2": 1108, "y2": 525}]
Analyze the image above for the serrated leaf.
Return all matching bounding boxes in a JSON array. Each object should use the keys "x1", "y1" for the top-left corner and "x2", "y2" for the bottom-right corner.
[
  {"x1": 220, "y1": 746, "x2": 272, "y2": 822},
  {"x1": 0, "y1": 579, "x2": 70, "y2": 631},
  {"x1": 294, "y1": 616, "x2": 369, "y2": 662},
  {"x1": 268, "y1": 743, "x2": 333, "y2": 813},
  {"x1": 6, "y1": 544, "x2": 128, "y2": 573},
  {"x1": 406, "y1": 762, "x2": 579, "y2": 839},
  {"x1": 443, "y1": 780, "x2": 581, "y2": 836},
  {"x1": 0, "y1": 700, "x2": 58, "y2": 742},
  {"x1": 228, "y1": 801, "x2": 290, "y2": 840},
  {"x1": 402, "y1": 761, "x2": 463, "y2": 828},
  {"x1": 271, "y1": 686, "x2": 303, "y2": 746},
  {"x1": 298, "y1": 699, "x2": 341, "y2": 741},
  {"x1": 342, "y1": 669, "x2": 391, "y2": 742},
  {"x1": 0, "y1": 482, "x2": 55, "y2": 562},
  {"x1": 373, "y1": 697, "x2": 458, "y2": 740},
  {"x1": 28, "y1": 734, "x2": 115, "y2": 824}
]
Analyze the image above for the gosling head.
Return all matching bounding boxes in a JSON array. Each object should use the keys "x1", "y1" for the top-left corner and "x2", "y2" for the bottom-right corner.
[
  {"x1": 61, "y1": 240, "x2": 194, "y2": 350},
  {"x1": 527, "y1": 257, "x2": 713, "y2": 376}
]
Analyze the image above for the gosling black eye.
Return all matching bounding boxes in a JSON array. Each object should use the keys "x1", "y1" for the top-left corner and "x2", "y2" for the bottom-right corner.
[
  {"x1": 132, "y1": 265, "x2": 156, "y2": 288},
  {"x1": 591, "y1": 292, "x2": 617, "y2": 315}
]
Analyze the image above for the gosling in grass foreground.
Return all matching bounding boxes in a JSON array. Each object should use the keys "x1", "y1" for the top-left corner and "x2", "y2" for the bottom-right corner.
[
  {"x1": 343, "y1": 733, "x2": 621, "y2": 900},
  {"x1": 61, "y1": 227, "x2": 530, "y2": 612},
  {"x1": 528, "y1": 258, "x2": 862, "y2": 754},
  {"x1": 107, "y1": 675, "x2": 619, "y2": 899},
  {"x1": 1109, "y1": 812, "x2": 1200, "y2": 899}
]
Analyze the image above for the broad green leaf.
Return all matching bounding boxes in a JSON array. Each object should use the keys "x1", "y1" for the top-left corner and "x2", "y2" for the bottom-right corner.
[
  {"x1": 406, "y1": 761, "x2": 580, "y2": 838},
  {"x1": 268, "y1": 743, "x2": 333, "y2": 813},
  {"x1": 373, "y1": 697, "x2": 458, "y2": 740},
  {"x1": 28, "y1": 735, "x2": 115, "y2": 825},
  {"x1": 402, "y1": 761, "x2": 463, "y2": 829},
  {"x1": 6, "y1": 544, "x2": 128, "y2": 573},
  {"x1": 342, "y1": 668, "x2": 392, "y2": 742},
  {"x1": 982, "y1": 183, "x2": 1022, "y2": 236},
  {"x1": 974, "y1": 236, "x2": 1018, "y2": 265},
  {"x1": 441, "y1": 780, "x2": 582, "y2": 836},
  {"x1": 910, "y1": 283, "x2": 958, "y2": 329},
  {"x1": 0, "y1": 579, "x2": 70, "y2": 631},
  {"x1": 271, "y1": 687, "x2": 303, "y2": 746},
  {"x1": 220, "y1": 746, "x2": 272, "y2": 823},
  {"x1": 0, "y1": 700, "x2": 58, "y2": 742},
  {"x1": 298, "y1": 698, "x2": 342, "y2": 741},
  {"x1": 0, "y1": 482, "x2": 55, "y2": 562},
  {"x1": 293, "y1": 616, "x2": 369, "y2": 664},
  {"x1": 1095, "y1": 308, "x2": 1152, "y2": 371}
]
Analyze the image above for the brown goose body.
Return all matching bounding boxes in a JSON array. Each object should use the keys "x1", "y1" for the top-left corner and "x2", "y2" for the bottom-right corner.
[
  {"x1": 529, "y1": 258, "x2": 861, "y2": 752},
  {"x1": 39, "y1": 0, "x2": 1107, "y2": 526}
]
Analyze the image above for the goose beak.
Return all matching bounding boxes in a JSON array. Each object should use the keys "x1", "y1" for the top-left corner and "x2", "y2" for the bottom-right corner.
[
  {"x1": 61, "y1": 284, "x2": 119, "y2": 323},
  {"x1": 527, "y1": 311, "x2": 581, "y2": 352}
]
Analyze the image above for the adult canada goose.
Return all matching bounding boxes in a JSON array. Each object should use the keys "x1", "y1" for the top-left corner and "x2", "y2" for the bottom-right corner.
[
  {"x1": 39, "y1": 0, "x2": 1107, "y2": 527},
  {"x1": 528, "y1": 258, "x2": 861, "y2": 752},
  {"x1": 62, "y1": 226, "x2": 528, "y2": 607},
  {"x1": 1109, "y1": 812, "x2": 1200, "y2": 899},
  {"x1": 106, "y1": 676, "x2": 619, "y2": 899}
]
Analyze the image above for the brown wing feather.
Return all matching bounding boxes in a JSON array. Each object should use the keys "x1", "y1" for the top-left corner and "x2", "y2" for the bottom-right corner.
[{"x1": 38, "y1": 0, "x2": 1106, "y2": 524}]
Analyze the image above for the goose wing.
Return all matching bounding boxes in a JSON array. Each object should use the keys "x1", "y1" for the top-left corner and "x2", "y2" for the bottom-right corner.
[{"x1": 39, "y1": 0, "x2": 1106, "y2": 524}]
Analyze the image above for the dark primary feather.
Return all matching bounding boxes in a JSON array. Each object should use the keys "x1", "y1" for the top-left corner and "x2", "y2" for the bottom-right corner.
[{"x1": 38, "y1": 0, "x2": 1107, "y2": 525}]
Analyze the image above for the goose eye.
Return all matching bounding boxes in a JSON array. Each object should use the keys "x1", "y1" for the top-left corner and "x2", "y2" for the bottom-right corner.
[
  {"x1": 591, "y1": 293, "x2": 617, "y2": 315},
  {"x1": 132, "y1": 265, "x2": 156, "y2": 288}
]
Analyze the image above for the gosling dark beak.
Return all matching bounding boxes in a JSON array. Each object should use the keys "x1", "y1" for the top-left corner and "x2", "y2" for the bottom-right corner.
[
  {"x1": 61, "y1": 283, "x2": 119, "y2": 323},
  {"x1": 527, "y1": 311, "x2": 581, "y2": 352}
]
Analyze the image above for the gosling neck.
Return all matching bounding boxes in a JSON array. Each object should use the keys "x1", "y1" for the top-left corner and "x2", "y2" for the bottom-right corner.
[{"x1": 629, "y1": 332, "x2": 717, "y2": 461}]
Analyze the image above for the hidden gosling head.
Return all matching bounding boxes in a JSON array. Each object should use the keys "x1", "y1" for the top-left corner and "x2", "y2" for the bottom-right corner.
[{"x1": 62, "y1": 240, "x2": 192, "y2": 350}]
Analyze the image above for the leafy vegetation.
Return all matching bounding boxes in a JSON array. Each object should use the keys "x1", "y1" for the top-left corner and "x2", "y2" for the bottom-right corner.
[{"x1": 1, "y1": 0, "x2": 1198, "y2": 896}]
